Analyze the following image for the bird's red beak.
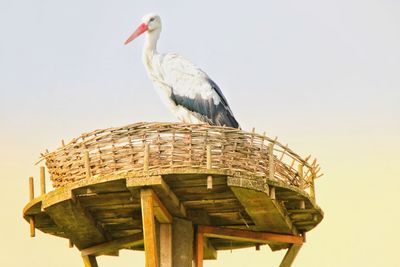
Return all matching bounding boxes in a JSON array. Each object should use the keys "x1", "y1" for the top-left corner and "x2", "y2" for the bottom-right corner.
[{"x1": 124, "y1": 23, "x2": 148, "y2": 45}]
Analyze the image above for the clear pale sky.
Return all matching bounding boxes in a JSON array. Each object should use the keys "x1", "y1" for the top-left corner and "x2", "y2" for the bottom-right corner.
[{"x1": 1, "y1": 0, "x2": 399, "y2": 266}]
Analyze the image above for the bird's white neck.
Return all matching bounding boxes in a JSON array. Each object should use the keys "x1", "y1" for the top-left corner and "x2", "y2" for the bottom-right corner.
[{"x1": 142, "y1": 28, "x2": 161, "y2": 72}]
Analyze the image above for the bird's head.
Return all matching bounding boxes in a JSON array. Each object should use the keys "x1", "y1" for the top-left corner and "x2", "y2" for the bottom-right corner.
[{"x1": 124, "y1": 13, "x2": 161, "y2": 45}]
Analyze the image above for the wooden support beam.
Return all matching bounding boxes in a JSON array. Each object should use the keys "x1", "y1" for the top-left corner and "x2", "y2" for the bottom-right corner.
[
  {"x1": 81, "y1": 233, "x2": 144, "y2": 256},
  {"x1": 40, "y1": 167, "x2": 46, "y2": 195},
  {"x1": 29, "y1": 217, "x2": 35, "y2": 238},
  {"x1": 199, "y1": 225, "x2": 303, "y2": 245},
  {"x1": 82, "y1": 255, "x2": 98, "y2": 267},
  {"x1": 127, "y1": 176, "x2": 186, "y2": 217},
  {"x1": 159, "y1": 224, "x2": 172, "y2": 267},
  {"x1": 141, "y1": 189, "x2": 159, "y2": 267},
  {"x1": 279, "y1": 244, "x2": 302, "y2": 267},
  {"x1": 194, "y1": 228, "x2": 204, "y2": 267},
  {"x1": 203, "y1": 237, "x2": 217, "y2": 260}
]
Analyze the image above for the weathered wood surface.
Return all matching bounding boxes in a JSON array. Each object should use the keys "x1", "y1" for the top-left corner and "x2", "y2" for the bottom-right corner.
[
  {"x1": 82, "y1": 255, "x2": 98, "y2": 267},
  {"x1": 199, "y1": 226, "x2": 303, "y2": 245},
  {"x1": 279, "y1": 244, "x2": 302, "y2": 267},
  {"x1": 141, "y1": 189, "x2": 159, "y2": 267},
  {"x1": 81, "y1": 233, "x2": 143, "y2": 256},
  {"x1": 23, "y1": 170, "x2": 322, "y2": 253}
]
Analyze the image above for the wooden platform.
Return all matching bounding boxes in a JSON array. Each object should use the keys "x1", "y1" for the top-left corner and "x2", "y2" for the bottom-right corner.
[
  {"x1": 23, "y1": 168, "x2": 323, "y2": 266},
  {"x1": 24, "y1": 123, "x2": 324, "y2": 266}
]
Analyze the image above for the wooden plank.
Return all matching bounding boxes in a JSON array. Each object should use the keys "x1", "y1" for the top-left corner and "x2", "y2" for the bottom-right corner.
[
  {"x1": 228, "y1": 178, "x2": 296, "y2": 235},
  {"x1": 159, "y1": 224, "x2": 172, "y2": 267},
  {"x1": 43, "y1": 191, "x2": 106, "y2": 249},
  {"x1": 127, "y1": 176, "x2": 186, "y2": 217},
  {"x1": 141, "y1": 189, "x2": 159, "y2": 267},
  {"x1": 199, "y1": 225, "x2": 303, "y2": 245},
  {"x1": 81, "y1": 232, "x2": 144, "y2": 256},
  {"x1": 279, "y1": 244, "x2": 302, "y2": 267},
  {"x1": 82, "y1": 255, "x2": 98, "y2": 267}
]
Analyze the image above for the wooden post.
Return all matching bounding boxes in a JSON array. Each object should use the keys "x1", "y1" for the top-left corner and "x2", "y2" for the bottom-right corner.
[
  {"x1": 82, "y1": 255, "x2": 98, "y2": 267},
  {"x1": 269, "y1": 186, "x2": 276, "y2": 200},
  {"x1": 298, "y1": 164, "x2": 304, "y2": 189},
  {"x1": 28, "y1": 176, "x2": 35, "y2": 237},
  {"x1": 309, "y1": 174, "x2": 316, "y2": 202},
  {"x1": 279, "y1": 244, "x2": 302, "y2": 267},
  {"x1": 194, "y1": 228, "x2": 204, "y2": 267},
  {"x1": 160, "y1": 224, "x2": 172, "y2": 267},
  {"x1": 143, "y1": 143, "x2": 150, "y2": 174},
  {"x1": 40, "y1": 166, "x2": 46, "y2": 195},
  {"x1": 84, "y1": 151, "x2": 91, "y2": 179},
  {"x1": 141, "y1": 189, "x2": 159, "y2": 267},
  {"x1": 206, "y1": 144, "x2": 213, "y2": 189},
  {"x1": 29, "y1": 176, "x2": 34, "y2": 201},
  {"x1": 268, "y1": 143, "x2": 275, "y2": 180}
]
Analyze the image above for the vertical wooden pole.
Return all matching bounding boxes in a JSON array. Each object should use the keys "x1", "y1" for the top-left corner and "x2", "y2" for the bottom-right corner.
[
  {"x1": 309, "y1": 174, "x2": 316, "y2": 202},
  {"x1": 40, "y1": 166, "x2": 46, "y2": 195},
  {"x1": 143, "y1": 143, "x2": 150, "y2": 174},
  {"x1": 141, "y1": 189, "x2": 159, "y2": 267},
  {"x1": 28, "y1": 176, "x2": 35, "y2": 237},
  {"x1": 84, "y1": 151, "x2": 91, "y2": 179},
  {"x1": 268, "y1": 143, "x2": 275, "y2": 180},
  {"x1": 29, "y1": 176, "x2": 34, "y2": 201},
  {"x1": 82, "y1": 255, "x2": 98, "y2": 267},
  {"x1": 206, "y1": 144, "x2": 213, "y2": 189},
  {"x1": 160, "y1": 224, "x2": 172, "y2": 267},
  {"x1": 298, "y1": 164, "x2": 304, "y2": 189},
  {"x1": 194, "y1": 228, "x2": 204, "y2": 267},
  {"x1": 269, "y1": 186, "x2": 276, "y2": 200}
]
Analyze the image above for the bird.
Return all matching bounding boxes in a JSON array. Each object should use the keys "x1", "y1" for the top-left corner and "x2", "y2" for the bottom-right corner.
[{"x1": 124, "y1": 13, "x2": 240, "y2": 128}]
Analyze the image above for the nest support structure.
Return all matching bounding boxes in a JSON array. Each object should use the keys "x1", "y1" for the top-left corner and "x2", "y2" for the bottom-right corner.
[{"x1": 23, "y1": 122, "x2": 324, "y2": 267}]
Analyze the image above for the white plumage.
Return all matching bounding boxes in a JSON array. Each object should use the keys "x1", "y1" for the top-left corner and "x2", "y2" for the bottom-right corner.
[{"x1": 125, "y1": 13, "x2": 239, "y2": 128}]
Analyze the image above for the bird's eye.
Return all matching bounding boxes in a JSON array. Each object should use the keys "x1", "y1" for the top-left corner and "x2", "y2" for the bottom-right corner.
[{"x1": 149, "y1": 17, "x2": 155, "y2": 22}]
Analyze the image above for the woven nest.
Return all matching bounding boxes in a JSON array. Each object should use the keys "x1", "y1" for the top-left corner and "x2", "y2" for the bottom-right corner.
[{"x1": 42, "y1": 122, "x2": 321, "y2": 190}]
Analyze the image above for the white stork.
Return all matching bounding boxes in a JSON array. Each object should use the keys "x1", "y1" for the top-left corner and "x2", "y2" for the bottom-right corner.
[{"x1": 124, "y1": 13, "x2": 240, "y2": 128}]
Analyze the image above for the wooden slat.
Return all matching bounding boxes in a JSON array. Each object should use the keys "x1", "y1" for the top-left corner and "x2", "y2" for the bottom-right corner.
[
  {"x1": 279, "y1": 244, "x2": 302, "y2": 267},
  {"x1": 81, "y1": 232, "x2": 144, "y2": 256},
  {"x1": 199, "y1": 225, "x2": 303, "y2": 245},
  {"x1": 141, "y1": 189, "x2": 159, "y2": 267}
]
